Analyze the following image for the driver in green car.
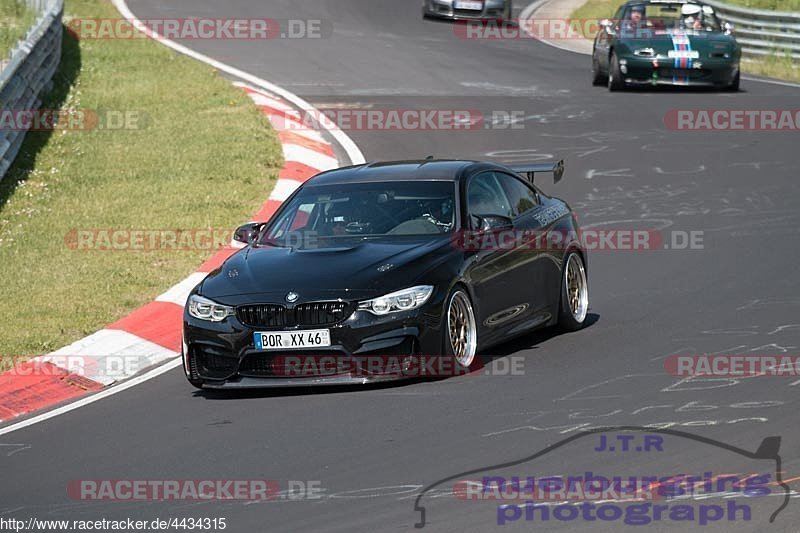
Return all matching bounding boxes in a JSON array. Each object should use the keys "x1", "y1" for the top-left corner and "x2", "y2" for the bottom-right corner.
[{"x1": 630, "y1": 4, "x2": 644, "y2": 23}]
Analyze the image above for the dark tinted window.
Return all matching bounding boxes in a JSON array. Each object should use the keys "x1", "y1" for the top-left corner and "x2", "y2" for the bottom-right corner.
[
  {"x1": 467, "y1": 172, "x2": 513, "y2": 220},
  {"x1": 497, "y1": 173, "x2": 539, "y2": 217},
  {"x1": 262, "y1": 181, "x2": 456, "y2": 244}
]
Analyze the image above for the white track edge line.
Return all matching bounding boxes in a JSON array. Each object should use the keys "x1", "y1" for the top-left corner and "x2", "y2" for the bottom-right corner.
[
  {"x1": 0, "y1": 1, "x2": 363, "y2": 435},
  {"x1": 110, "y1": 0, "x2": 365, "y2": 165},
  {"x1": 0, "y1": 359, "x2": 182, "y2": 436}
]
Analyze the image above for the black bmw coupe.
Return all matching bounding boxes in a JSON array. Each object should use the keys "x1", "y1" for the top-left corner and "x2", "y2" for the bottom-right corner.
[{"x1": 182, "y1": 159, "x2": 589, "y2": 388}]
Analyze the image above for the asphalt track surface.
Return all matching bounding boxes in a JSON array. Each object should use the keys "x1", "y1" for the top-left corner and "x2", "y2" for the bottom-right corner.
[{"x1": 2, "y1": 1, "x2": 800, "y2": 531}]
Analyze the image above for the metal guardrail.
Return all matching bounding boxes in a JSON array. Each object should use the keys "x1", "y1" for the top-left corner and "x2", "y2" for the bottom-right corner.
[
  {"x1": 703, "y1": 0, "x2": 800, "y2": 60},
  {"x1": 0, "y1": 0, "x2": 64, "y2": 181}
]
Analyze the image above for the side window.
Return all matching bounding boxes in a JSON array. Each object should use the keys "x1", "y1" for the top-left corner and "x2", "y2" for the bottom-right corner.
[
  {"x1": 496, "y1": 173, "x2": 540, "y2": 218},
  {"x1": 467, "y1": 172, "x2": 513, "y2": 222}
]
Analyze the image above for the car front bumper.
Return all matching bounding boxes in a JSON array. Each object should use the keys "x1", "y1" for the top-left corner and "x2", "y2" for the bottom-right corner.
[
  {"x1": 423, "y1": 0, "x2": 507, "y2": 20},
  {"x1": 182, "y1": 292, "x2": 447, "y2": 388},
  {"x1": 618, "y1": 55, "x2": 738, "y2": 87}
]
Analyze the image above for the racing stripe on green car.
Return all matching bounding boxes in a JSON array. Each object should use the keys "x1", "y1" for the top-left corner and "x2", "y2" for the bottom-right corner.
[{"x1": 669, "y1": 32, "x2": 691, "y2": 86}]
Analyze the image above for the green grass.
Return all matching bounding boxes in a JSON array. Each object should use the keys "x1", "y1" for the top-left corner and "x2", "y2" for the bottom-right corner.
[
  {"x1": 0, "y1": 0, "x2": 282, "y2": 360},
  {"x1": 572, "y1": 0, "x2": 800, "y2": 16},
  {"x1": 742, "y1": 52, "x2": 800, "y2": 81},
  {"x1": 571, "y1": 0, "x2": 800, "y2": 83},
  {"x1": 0, "y1": 0, "x2": 37, "y2": 59},
  {"x1": 571, "y1": 0, "x2": 619, "y2": 35}
]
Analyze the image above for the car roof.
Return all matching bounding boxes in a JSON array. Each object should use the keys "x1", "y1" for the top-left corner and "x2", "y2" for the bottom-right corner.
[{"x1": 306, "y1": 160, "x2": 479, "y2": 186}]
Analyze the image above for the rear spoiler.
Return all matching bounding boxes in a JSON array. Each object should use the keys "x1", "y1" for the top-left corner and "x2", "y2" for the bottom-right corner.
[{"x1": 509, "y1": 160, "x2": 564, "y2": 184}]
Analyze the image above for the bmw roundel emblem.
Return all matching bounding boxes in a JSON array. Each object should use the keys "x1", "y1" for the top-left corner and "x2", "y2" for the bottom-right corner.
[{"x1": 285, "y1": 292, "x2": 299, "y2": 303}]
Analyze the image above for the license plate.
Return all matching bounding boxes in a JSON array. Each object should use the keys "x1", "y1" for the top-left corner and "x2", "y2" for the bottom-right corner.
[
  {"x1": 254, "y1": 329, "x2": 331, "y2": 350},
  {"x1": 455, "y1": 0, "x2": 483, "y2": 9},
  {"x1": 668, "y1": 50, "x2": 699, "y2": 59}
]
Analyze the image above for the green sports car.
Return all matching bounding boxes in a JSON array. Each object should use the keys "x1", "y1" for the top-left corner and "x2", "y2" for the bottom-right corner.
[{"x1": 591, "y1": 0, "x2": 741, "y2": 90}]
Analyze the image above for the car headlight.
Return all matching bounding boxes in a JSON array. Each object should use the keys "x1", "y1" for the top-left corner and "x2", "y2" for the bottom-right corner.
[
  {"x1": 634, "y1": 48, "x2": 655, "y2": 57},
  {"x1": 187, "y1": 294, "x2": 234, "y2": 322},
  {"x1": 358, "y1": 285, "x2": 434, "y2": 315}
]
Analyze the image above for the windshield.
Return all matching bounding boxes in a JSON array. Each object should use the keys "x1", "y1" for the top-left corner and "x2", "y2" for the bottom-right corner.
[
  {"x1": 622, "y1": 3, "x2": 722, "y2": 32},
  {"x1": 260, "y1": 180, "x2": 457, "y2": 246}
]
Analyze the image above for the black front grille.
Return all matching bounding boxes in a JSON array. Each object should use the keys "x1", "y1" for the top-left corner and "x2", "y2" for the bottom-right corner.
[
  {"x1": 239, "y1": 350, "x2": 349, "y2": 378},
  {"x1": 238, "y1": 353, "x2": 275, "y2": 377},
  {"x1": 236, "y1": 301, "x2": 352, "y2": 328},
  {"x1": 661, "y1": 68, "x2": 712, "y2": 80},
  {"x1": 237, "y1": 304, "x2": 286, "y2": 328},
  {"x1": 295, "y1": 301, "x2": 352, "y2": 327}
]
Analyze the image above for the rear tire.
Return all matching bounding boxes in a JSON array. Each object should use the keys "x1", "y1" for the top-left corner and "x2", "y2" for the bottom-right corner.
[
  {"x1": 558, "y1": 251, "x2": 589, "y2": 331},
  {"x1": 608, "y1": 51, "x2": 625, "y2": 91}
]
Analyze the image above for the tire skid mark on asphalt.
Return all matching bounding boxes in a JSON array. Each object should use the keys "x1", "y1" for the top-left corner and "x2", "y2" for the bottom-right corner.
[
  {"x1": 474, "y1": 361, "x2": 797, "y2": 437},
  {"x1": 0, "y1": 84, "x2": 340, "y2": 426}
]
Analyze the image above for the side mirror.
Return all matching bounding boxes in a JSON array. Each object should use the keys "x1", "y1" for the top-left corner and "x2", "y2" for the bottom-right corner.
[
  {"x1": 553, "y1": 159, "x2": 564, "y2": 184},
  {"x1": 473, "y1": 214, "x2": 513, "y2": 232},
  {"x1": 233, "y1": 222, "x2": 264, "y2": 244},
  {"x1": 723, "y1": 21, "x2": 734, "y2": 35}
]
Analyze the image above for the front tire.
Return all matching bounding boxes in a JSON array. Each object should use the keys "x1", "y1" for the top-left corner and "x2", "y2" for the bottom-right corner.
[
  {"x1": 558, "y1": 251, "x2": 589, "y2": 331},
  {"x1": 726, "y1": 69, "x2": 740, "y2": 92},
  {"x1": 422, "y1": 2, "x2": 432, "y2": 19},
  {"x1": 443, "y1": 288, "x2": 478, "y2": 369},
  {"x1": 592, "y1": 52, "x2": 605, "y2": 86},
  {"x1": 608, "y1": 51, "x2": 625, "y2": 91}
]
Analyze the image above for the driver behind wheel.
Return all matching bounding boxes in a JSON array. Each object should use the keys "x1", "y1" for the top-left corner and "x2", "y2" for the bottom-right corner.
[
  {"x1": 420, "y1": 198, "x2": 454, "y2": 228},
  {"x1": 322, "y1": 202, "x2": 351, "y2": 236}
]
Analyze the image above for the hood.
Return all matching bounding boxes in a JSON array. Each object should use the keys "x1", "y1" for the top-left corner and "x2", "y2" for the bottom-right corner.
[{"x1": 198, "y1": 236, "x2": 454, "y2": 302}]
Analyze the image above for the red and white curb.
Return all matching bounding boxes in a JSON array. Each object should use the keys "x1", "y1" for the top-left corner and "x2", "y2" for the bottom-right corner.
[{"x1": 0, "y1": 83, "x2": 349, "y2": 425}]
